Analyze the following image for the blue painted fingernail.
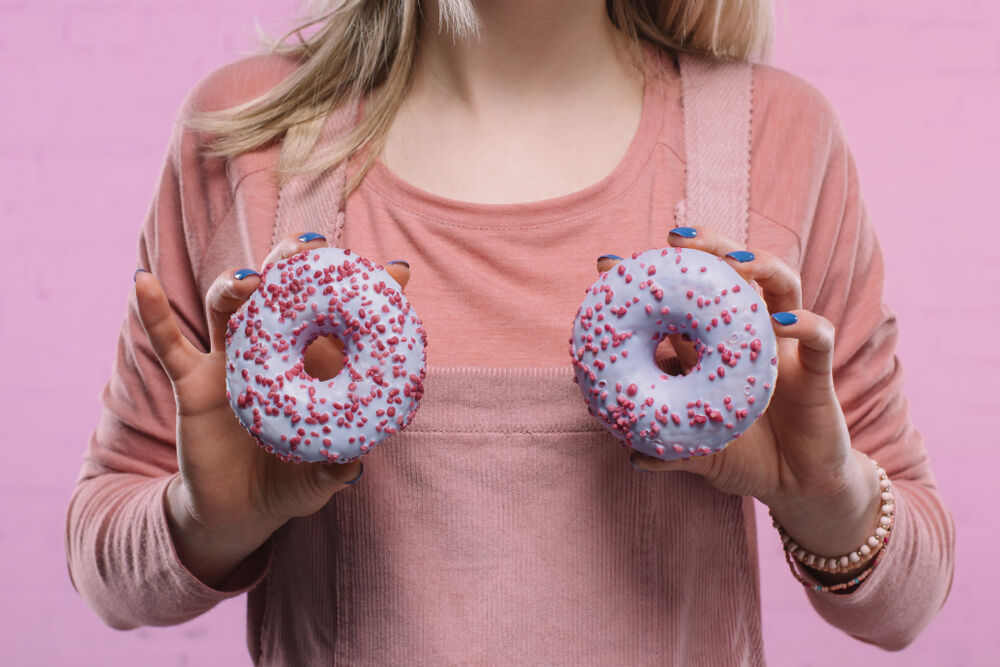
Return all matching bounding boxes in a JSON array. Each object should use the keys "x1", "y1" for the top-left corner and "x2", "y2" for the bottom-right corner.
[
  {"x1": 629, "y1": 455, "x2": 649, "y2": 472},
  {"x1": 297, "y1": 232, "x2": 326, "y2": 243},
  {"x1": 772, "y1": 312, "x2": 798, "y2": 325},
  {"x1": 669, "y1": 227, "x2": 698, "y2": 238},
  {"x1": 344, "y1": 463, "x2": 364, "y2": 485},
  {"x1": 233, "y1": 268, "x2": 259, "y2": 280},
  {"x1": 133, "y1": 268, "x2": 148, "y2": 282},
  {"x1": 387, "y1": 260, "x2": 409, "y2": 268},
  {"x1": 725, "y1": 251, "x2": 755, "y2": 263},
  {"x1": 598, "y1": 254, "x2": 623, "y2": 262}
]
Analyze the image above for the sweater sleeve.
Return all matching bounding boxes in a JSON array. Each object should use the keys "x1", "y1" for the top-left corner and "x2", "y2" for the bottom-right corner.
[
  {"x1": 769, "y1": 76, "x2": 956, "y2": 649},
  {"x1": 64, "y1": 57, "x2": 297, "y2": 629}
]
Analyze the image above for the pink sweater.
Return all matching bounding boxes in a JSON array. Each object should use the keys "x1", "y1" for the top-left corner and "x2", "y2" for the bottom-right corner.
[{"x1": 66, "y1": 44, "x2": 955, "y2": 665}]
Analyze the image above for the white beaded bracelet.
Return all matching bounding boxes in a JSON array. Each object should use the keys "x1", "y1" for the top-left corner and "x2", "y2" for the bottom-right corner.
[{"x1": 770, "y1": 459, "x2": 894, "y2": 575}]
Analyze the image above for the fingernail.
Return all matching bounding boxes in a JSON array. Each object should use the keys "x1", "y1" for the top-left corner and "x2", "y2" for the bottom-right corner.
[
  {"x1": 387, "y1": 260, "x2": 409, "y2": 268},
  {"x1": 598, "y1": 254, "x2": 623, "y2": 262},
  {"x1": 233, "y1": 268, "x2": 259, "y2": 280},
  {"x1": 297, "y1": 232, "x2": 326, "y2": 243},
  {"x1": 669, "y1": 227, "x2": 698, "y2": 238},
  {"x1": 772, "y1": 312, "x2": 798, "y2": 326},
  {"x1": 629, "y1": 455, "x2": 650, "y2": 472},
  {"x1": 133, "y1": 268, "x2": 148, "y2": 282},
  {"x1": 344, "y1": 462, "x2": 364, "y2": 485},
  {"x1": 725, "y1": 250, "x2": 755, "y2": 263}
]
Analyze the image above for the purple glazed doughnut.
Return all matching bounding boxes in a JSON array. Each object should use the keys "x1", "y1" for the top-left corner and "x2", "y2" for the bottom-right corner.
[
  {"x1": 225, "y1": 247, "x2": 427, "y2": 464},
  {"x1": 569, "y1": 247, "x2": 778, "y2": 461}
]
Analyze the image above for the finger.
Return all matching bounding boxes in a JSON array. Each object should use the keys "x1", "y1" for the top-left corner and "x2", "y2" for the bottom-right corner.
[
  {"x1": 205, "y1": 268, "x2": 262, "y2": 353},
  {"x1": 596, "y1": 254, "x2": 623, "y2": 274},
  {"x1": 261, "y1": 231, "x2": 328, "y2": 269},
  {"x1": 666, "y1": 333, "x2": 700, "y2": 370},
  {"x1": 723, "y1": 248, "x2": 803, "y2": 314},
  {"x1": 770, "y1": 310, "x2": 835, "y2": 376},
  {"x1": 134, "y1": 270, "x2": 200, "y2": 382},
  {"x1": 667, "y1": 226, "x2": 743, "y2": 256},
  {"x1": 314, "y1": 460, "x2": 364, "y2": 489},
  {"x1": 384, "y1": 260, "x2": 410, "y2": 291},
  {"x1": 629, "y1": 449, "x2": 714, "y2": 477}
]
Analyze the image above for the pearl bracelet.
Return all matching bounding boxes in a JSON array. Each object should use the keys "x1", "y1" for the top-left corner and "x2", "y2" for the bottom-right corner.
[{"x1": 770, "y1": 459, "x2": 894, "y2": 575}]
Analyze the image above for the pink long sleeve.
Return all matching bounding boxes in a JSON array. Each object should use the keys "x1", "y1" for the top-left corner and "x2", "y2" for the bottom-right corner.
[
  {"x1": 64, "y1": 56, "x2": 297, "y2": 629},
  {"x1": 749, "y1": 65, "x2": 956, "y2": 649}
]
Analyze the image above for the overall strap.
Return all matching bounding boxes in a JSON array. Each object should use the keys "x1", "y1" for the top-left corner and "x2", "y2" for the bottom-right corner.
[
  {"x1": 272, "y1": 100, "x2": 358, "y2": 247},
  {"x1": 676, "y1": 53, "x2": 754, "y2": 245}
]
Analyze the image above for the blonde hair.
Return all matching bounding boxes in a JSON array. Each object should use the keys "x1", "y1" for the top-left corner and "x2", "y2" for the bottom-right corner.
[{"x1": 192, "y1": 0, "x2": 773, "y2": 194}]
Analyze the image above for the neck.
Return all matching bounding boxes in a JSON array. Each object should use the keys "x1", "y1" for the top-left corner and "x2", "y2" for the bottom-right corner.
[{"x1": 414, "y1": 0, "x2": 637, "y2": 107}]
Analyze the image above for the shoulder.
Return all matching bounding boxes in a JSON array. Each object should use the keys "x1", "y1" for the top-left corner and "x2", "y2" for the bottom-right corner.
[
  {"x1": 162, "y1": 55, "x2": 300, "y2": 262},
  {"x1": 177, "y1": 52, "x2": 302, "y2": 120},
  {"x1": 751, "y1": 63, "x2": 846, "y2": 156},
  {"x1": 744, "y1": 64, "x2": 859, "y2": 266},
  {"x1": 164, "y1": 52, "x2": 301, "y2": 183}
]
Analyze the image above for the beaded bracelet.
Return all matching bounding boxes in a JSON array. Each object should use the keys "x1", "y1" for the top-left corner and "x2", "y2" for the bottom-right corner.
[
  {"x1": 781, "y1": 542, "x2": 887, "y2": 593},
  {"x1": 771, "y1": 459, "x2": 894, "y2": 578}
]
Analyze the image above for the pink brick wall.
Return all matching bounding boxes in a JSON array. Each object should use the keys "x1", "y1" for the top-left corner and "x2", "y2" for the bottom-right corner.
[{"x1": 1, "y1": 2, "x2": 994, "y2": 664}]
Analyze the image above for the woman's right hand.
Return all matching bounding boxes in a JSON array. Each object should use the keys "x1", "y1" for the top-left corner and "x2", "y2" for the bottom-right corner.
[{"x1": 134, "y1": 233, "x2": 411, "y2": 587}]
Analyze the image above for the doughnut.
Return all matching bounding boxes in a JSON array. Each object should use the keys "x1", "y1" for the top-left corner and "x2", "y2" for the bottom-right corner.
[
  {"x1": 225, "y1": 247, "x2": 427, "y2": 464},
  {"x1": 569, "y1": 247, "x2": 778, "y2": 461}
]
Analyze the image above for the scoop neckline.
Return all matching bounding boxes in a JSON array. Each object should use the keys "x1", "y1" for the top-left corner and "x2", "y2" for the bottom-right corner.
[{"x1": 356, "y1": 40, "x2": 670, "y2": 229}]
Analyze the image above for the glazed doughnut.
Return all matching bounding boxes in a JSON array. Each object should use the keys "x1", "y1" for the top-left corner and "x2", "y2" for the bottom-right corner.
[
  {"x1": 225, "y1": 247, "x2": 427, "y2": 463},
  {"x1": 570, "y1": 247, "x2": 778, "y2": 461}
]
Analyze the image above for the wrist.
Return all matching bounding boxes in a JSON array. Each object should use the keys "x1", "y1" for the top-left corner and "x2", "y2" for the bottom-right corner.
[
  {"x1": 165, "y1": 475, "x2": 282, "y2": 588},
  {"x1": 766, "y1": 449, "x2": 882, "y2": 557},
  {"x1": 770, "y1": 456, "x2": 895, "y2": 593}
]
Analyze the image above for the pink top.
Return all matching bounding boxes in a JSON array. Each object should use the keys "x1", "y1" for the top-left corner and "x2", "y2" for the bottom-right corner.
[{"x1": 66, "y1": 43, "x2": 955, "y2": 665}]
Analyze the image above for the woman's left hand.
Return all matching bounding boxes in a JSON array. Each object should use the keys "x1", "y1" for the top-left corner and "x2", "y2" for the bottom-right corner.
[{"x1": 599, "y1": 226, "x2": 882, "y2": 565}]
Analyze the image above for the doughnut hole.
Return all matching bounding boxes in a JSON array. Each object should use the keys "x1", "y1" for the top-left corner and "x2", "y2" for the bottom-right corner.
[
  {"x1": 655, "y1": 334, "x2": 700, "y2": 376},
  {"x1": 302, "y1": 335, "x2": 348, "y2": 381}
]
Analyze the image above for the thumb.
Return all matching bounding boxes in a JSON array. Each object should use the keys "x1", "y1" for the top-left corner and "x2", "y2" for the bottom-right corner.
[
  {"x1": 384, "y1": 260, "x2": 410, "y2": 291},
  {"x1": 314, "y1": 460, "x2": 365, "y2": 490},
  {"x1": 134, "y1": 270, "x2": 200, "y2": 382}
]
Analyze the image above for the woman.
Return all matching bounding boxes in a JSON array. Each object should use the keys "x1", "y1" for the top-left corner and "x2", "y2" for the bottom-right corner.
[{"x1": 67, "y1": 1, "x2": 955, "y2": 663}]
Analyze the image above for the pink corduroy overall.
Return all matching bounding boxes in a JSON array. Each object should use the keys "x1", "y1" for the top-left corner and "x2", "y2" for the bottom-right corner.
[{"x1": 255, "y1": 52, "x2": 760, "y2": 665}]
